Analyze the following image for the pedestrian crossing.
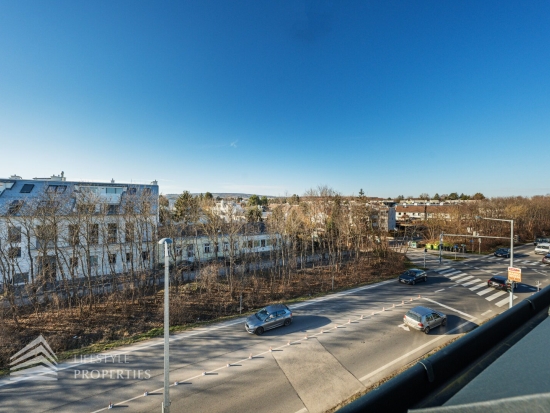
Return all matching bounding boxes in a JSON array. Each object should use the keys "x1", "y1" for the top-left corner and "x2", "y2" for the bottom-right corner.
[
  {"x1": 480, "y1": 256, "x2": 549, "y2": 267},
  {"x1": 433, "y1": 267, "x2": 518, "y2": 308}
]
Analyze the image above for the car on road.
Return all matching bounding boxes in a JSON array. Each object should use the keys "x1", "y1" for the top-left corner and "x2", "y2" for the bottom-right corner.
[
  {"x1": 542, "y1": 254, "x2": 550, "y2": 265},
  {"x1": 494, "y1": 248, "x2": 510, "y2": 258},
  {"x1": 534, "y1": 237, "x2": 550, "y2": 246},
  {"x1": 398, "y1": 269, "x2": 427, "y2": 285},
  {"x1": 535, "y1": 243, "x2": 550, "y2": 255},
  {"x1": 403, "y1": 306, "x2": 447, "y2": 334},
  {"x1": 487, "y1": 275, "x2": 516, "y2": 291},
  {"x1": 245, "y1": 304, "x2": 292, "y2": 335}
]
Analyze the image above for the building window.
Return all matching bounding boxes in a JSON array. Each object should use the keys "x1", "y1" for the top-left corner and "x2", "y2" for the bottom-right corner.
[
  {"x1": 36, "y1": 224, "x2": 57, "y2": 249},
  {"x1": 20, "y1": 184, "x2": 34, "y2": 193},
  {"x1": 68, "y1": 224, "x2": 80, "y2": 246},
  {"x1": 260, "y1": 239, "x2": 266, "y2": 248},
  {"x1": 204, "y1": 243, "x2": 211, "y2": 254},
  {"x1": 47, "y1": 185, "x2": 67, "y2": 193},
  {"x1": 108, "y1": 253, "x2": 117, "y2": 264},
  {"x1": 8, "y1": 200, "x2": 24, "y2": 215},
  {"x1": 8, "y1": 247, "x2": 21, "y2": 259},
  {"x1": 106, "y1": 204, "x2": 120, "y2": 215},
  {"x1": 125, "y1": 222, "x2": 134, "y2": 242},
  {"x1": 234, "y1": 241, "x2": 239, "y2": 251},
  {"x1": 141, "y1": 251, "x2": 149, "y2": 261},
  {"x1": 127, "y1": 188, "x2": 137, "y2": 195},
  {"x1": 88, "y1": 255, "x2": 98, "y2": 267},
  {"x1": 107, "y1": 223, "x2": 117, "y2": 244},
  {"x1": 187, "y1": 244, "x2": 194, "y2": 257},
  {"x1": 126, "y1": 252, "x2": 133, "y2": 263},
  {"x1": 247, "y1": 240, "x2": 253, "y2": 249},
  {"x1": 70, "y1": 257, "x2": 79, "y2": 269},
  {"x1": 143, "y1": 188, "x2": 151, "y2": 196},
  {"x1": 105, "y1": 187, "x2": 123, "y2": 194},
  {"x1": 89, "y1": 224, "x2": 99, "y2": 245},
  {"x1": 13, "y1": 272, "x2": 29, "y2": 284},
  {"x1": 8, "y1": 226, "x2": 21, "y2": 243},
  {"x1": 77, "y1": 204, "x2": 96, "y2": 214},
  {"x1": 223, "y1": 242, "x2": 229, "y2": 251}
]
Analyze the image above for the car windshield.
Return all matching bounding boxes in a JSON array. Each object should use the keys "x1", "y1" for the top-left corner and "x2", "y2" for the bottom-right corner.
[{"x1": 255, "y1": 309, "x2": 269, "y2": 321}]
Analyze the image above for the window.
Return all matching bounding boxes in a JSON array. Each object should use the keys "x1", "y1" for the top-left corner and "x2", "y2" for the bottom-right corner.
[
  {"x1": 143, "y1": 188, "x2": 151, "y2": 196},
  {"x1": 47, "y1": 185, "x2": 67, "y2": 193},
  {"x1": 108, "y1": 253, "x2": 117, "y2": 264},
  {"x1": 8, "y1": 226, "x2": 21, "y2": 243},
  {"x1": 105, "y1": 187, "x2": 123, "y2": 194},
  {"x1": 223, "y1": 242, "x2": 229, "y2": 251},
  {"x1": 260, "y1": 239, "x2": 266, "y2": 248},
  {"x1": 8, "y1": 200, "x2": 24, "y2": 215},
  {"x1": 68, "y1": 224, "x2": 80, "y2": 246},
  {"x1": 107, "y1": 223, "x2": 117, "y2": 244},
  {"x1": 204, "y1": 243, "x2": 211, "y2": 253},
  {"x1": 8, "y1": 247, "x2": 21, "y2": 259},
  {"x1": 77, "y1": 204, "x2": 96, "y2": 214},
  {"x1": 187, "y1": 244, "x2": 194, "y2": 257},
  {"x1": 125, "y1": 223, "x2": 134, "y2": 242},
  {"x1": 89, "y1": 224, "x2": 99, "y2": 245},
  {"x1": 13, "y1": 272, "x2": 29, "y2": 284},
  {"x1": 36, "y1": 224, "x2": 57, "y2": 249},
  {"x1": 247, "y1": 240, "x2": 253, "y2": 249},
  {"x1": 70, "y1": 257, "x2": 79, "y2": 269},
  {"x1": 20, "y1": 184, "x2": 35, "y2": 193},
  {"x1": 253, "y1": 240, "x2": 260, "y2": 248},
  {"x1": 234, "y1": 241, "x2": 239, "y2": 251},
  {"x1": 88, "y1": 255, "x2": 98, "y2": 267},
  {"x1": 106, "y1": 204, "x2": 120, "y2": 215},
  {"x1": 37, "y1": 200, "x2": 58, "y2": 213},
  {"x1": 127, "y1": 188, "x2": 137, "y2": 195},
  {"x1": 141, "y1": 251, "x2": 149, "y2": 261},
  {"x1": 126, "y1": 252, "x2": 133, "y2": 262}
]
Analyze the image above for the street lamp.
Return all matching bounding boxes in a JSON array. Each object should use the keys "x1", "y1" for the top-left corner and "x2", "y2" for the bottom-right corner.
[
  {"x1": 475, "y1": 216, "x2": 514, "y2": 308},
  {"x1": 158, "y1": 237, "x2": 173, "y2": 413}
]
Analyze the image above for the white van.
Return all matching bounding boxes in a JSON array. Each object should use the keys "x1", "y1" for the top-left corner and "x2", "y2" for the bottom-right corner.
[{"x1": 535, "y1": 243, "x2": 550, "y2": 254}]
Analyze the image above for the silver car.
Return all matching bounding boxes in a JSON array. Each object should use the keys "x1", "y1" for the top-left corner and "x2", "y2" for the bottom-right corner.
[
  {"x1": 245, "y1": 304, "x2": 293, "y2": 335},
  {"x1": 403, "y1": 306, "x2": 446, "y2": 334}
]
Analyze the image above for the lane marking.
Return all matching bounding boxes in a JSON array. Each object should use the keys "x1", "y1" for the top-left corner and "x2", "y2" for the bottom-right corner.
[
  {"x1": 294, "y1": 408, "x2": 309, "y2": 413},
  {"x1": 434, "y1": 289, "x2": 445, "y2": 293},
  {"x1": 486, "y1": 291, "x2": 506, "y2": 301},
  {"x1": 452, "y1": 276, "x2": 474, "y2": 283},
  {"x1": 495, "y1": 296, "x2": 515, "y2": 307},
  {"x1": 422, "y1": 298, "x2": 477, "y2": 320},
  {"x1": 477, "y1": 289, "x2": 495, "y2": 296},
  {"x1": 469, "y1": 284, "x2": 486, "y2": 291},
  {"x1": 462, "y1": 279, "x2": 482, "y2": 287},
  {"x1": 359, "y1": 320, "x2": 473, "y2": 383},
  {"x1": 481, "y1": 310, "x2": 492, "y2": 316},
  {"x1": 398, "y1": 323, "x2": 410, "y2": 331}
]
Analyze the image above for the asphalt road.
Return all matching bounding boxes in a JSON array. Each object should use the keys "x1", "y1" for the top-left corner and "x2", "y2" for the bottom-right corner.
[{"x1": 0, "y1": 244, "x2": 547, "y2": 413}]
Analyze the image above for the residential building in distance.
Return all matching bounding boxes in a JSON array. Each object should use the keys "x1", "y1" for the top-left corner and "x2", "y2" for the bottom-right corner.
[{"x1": 0, "y1": 173, "x2": 159, "y2": 288}]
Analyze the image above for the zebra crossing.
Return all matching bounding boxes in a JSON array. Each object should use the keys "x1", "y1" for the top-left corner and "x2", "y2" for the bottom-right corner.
[
  {"x1": 479, "y1": 255, "x2": 549, "y2": 267},
  {"x1": 433, "y1": 267, "x2": 517, "y2": 308}
]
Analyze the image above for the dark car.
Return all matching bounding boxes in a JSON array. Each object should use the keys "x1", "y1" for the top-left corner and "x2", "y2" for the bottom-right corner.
[
  {"x1": 487, "y1": 275, "x2": 516, "y2": 291},
  {"x1": 245, "y1": 304, "x2": 292, "y2": 335},
  {"x1": 542, "y1": 254, "x2": 550, "y2": 265},
  {"x1": 398, "y1": 269, "x2": 427, "y2": 285},
  {"x1": 494, "y1": 248, "x2": 510, "y2": 258}
]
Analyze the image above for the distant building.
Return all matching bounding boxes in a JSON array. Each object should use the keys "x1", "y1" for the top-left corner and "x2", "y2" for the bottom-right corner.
[{"x1": 0, "y1": 173, "x2": 159, "y2": 287}]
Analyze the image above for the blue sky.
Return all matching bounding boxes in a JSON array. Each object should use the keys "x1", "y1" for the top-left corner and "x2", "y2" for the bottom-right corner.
[{"x1": 1, "y1": 1, "x2": 549, "y2": 198}]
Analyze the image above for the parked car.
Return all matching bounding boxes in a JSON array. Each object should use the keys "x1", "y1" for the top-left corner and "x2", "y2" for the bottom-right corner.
[
  {"x1": 535, "y1": 243, "x2": 550, "y2": 255},
  {"x1": 487, "y1": 275, "x2": 517, "y2": 291},
  {"x1": 534, "y1": 237, "x2": 550, "y2": 246},
  {"x1": 398, "y1": 269, "x2": 427, "y2": 285},
  {"x1": 403, "y1": 306, "x2": 447, "y2": 334},
  {"x1": 542, "y1": 254, "x2": 550, "y2": 265},
  {"x1": 494, "y1": 248, "x2": 510, "y2": 258},
  {"x1": 245, "y1": 304, "x2": 292, "y2": 335}
]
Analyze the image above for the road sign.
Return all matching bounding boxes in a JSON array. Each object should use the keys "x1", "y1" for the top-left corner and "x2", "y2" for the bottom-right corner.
[{"x1": 508, "y1": 267, "x2": 522, "y2": 282}]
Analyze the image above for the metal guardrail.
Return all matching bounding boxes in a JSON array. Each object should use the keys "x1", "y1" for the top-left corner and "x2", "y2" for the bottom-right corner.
[{"x1": 337, "y1": 286, "x2": 550, "y2": 413}]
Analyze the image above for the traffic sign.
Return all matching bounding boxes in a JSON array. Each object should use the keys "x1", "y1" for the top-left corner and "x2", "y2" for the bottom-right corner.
[{"x1": 508, "y1": 267, "x2": 522, "y2": 282}]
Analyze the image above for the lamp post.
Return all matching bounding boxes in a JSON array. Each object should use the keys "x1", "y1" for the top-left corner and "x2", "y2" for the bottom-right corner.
[
  {"x1": 475, "y1": 216, "x2": 514, "y2": 309},
  {"x1": 158, "y1": 238, "x2": 173, "y2": 413}
]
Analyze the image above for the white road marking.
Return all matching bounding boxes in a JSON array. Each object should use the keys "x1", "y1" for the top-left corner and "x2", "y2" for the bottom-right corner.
[
  {"x1": 445, "y1": 271, "x2": 463, "y2": 277},
  {"x1": 448, "y1": 273, "x2": 468, "y2": 280},
  {"x1": 481, "y1": 310, "x2": 492, "y2": 316},
  {"x1": 477, "y1": 288, "x2": 495, "y2": 296},
  {"x1": 453, "y1": 276, "x2": 474, "y2": 283},
  {"x1": 462, "y1": 279, "x2": 482, "y2": 287},
  {"x1": 486, "y1": 291, "x2": 507, "y2": 301},
  {"x1": 469, "y1": 284, "x2": 486, "y2": 291},
  {"x1": 294, "y1": 408, "x2": 308, "y2": 413},
  {"x1": 495, "y1": 295, "x2": 517, "y2": 307},
  {"x1": 398, "y1": 323, "x2": 410, "y2": 331},
  {"x1": 434, "y1": 288, "x2": 445, "y2": 293},
  {"x1": 439, "y1": 269, "x2": 458, "y2": 275},
  {"x1": 422, "y1": 298, "x2": 477, "y2": 320},
  {"x1": 436, "y1": 266, "x2": 451, "y2": 272},
  {"x1": 359, "y1": 321, "x2": 474, "y2": 383}
]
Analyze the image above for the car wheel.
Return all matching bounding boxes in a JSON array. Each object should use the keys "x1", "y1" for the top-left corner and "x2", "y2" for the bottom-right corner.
[
  {"x1": 441, "y1": 318, "x2": 447, "y2": 326},
  {"x1": 412, "y1": 280, "x2": 416, "y2": 285},
  {"x1": 284, "y1": 318, "x2": 291, "y2": 326},
  {"x1": 424, "y1": 326, "x2": 430, "y2": 334},
  {"x1": 424, "y1": 277, "x2": 427, "y2": 282},
  {"x1": 255, "y1": 327, "x2": 264, "y2": 336}
]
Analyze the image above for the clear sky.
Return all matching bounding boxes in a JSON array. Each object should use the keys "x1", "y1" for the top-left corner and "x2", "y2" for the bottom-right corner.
[{"x1": 1, "y1": 1, "x2": 549, "y2": 198}]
